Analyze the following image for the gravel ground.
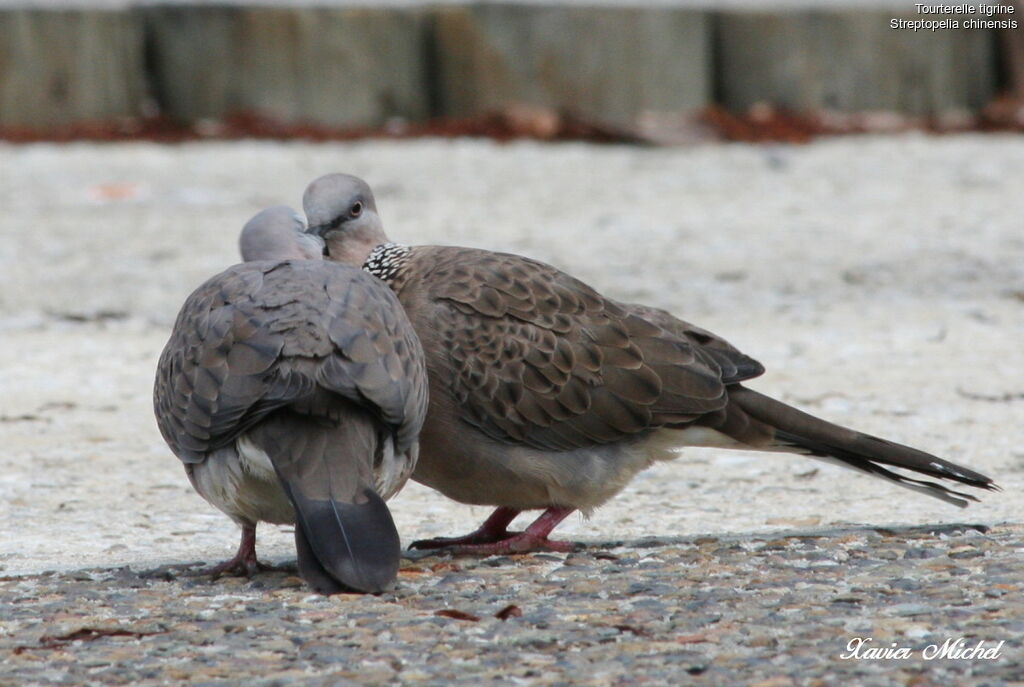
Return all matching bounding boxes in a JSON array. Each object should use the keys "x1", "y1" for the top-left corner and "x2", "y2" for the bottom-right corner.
[
  {"x1": 1, "y1": 135, "x2": 1022, "y2": 683},
  {"x1": 2, "y1": 525, "x2": 1021, "y2": 685}
]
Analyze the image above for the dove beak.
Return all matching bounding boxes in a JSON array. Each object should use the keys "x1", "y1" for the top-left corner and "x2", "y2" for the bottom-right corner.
[{"x1": 307, "y1": 223, "x2": 330, "y2": 239}]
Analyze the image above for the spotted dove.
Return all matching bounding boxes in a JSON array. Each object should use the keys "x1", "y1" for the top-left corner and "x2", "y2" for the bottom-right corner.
[
  {"x1": 303, "y1": 173, "x2": 997, "y2": 555},
  {"x1": 154, "y1": 205, "x2": 428, "y2": 592},
  {"x1": 238, "y1": 205, "x2": 324, "y2": 262}
]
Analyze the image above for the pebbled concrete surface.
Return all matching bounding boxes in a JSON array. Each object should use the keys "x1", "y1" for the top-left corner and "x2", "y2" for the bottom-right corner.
[{"x1": 3, "y1": 524, "x2": 1023, "y2": 685}]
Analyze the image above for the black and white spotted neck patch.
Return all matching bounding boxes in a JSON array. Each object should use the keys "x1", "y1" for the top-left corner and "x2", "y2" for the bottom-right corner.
[{"x1": 362, "y1": 242, "x2": 411, "y2": 283}]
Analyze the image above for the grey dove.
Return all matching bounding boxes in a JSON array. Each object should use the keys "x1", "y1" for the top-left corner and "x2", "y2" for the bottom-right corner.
[
  {"x1": 239, "y1": 205, "x2": 324, "y2": 262},
  {"x1": 303, "y1": 173, "x2": 997, "y2": 555},
  {"x1": 153, "y1": 205, "x2": 428, "y2": 592}
]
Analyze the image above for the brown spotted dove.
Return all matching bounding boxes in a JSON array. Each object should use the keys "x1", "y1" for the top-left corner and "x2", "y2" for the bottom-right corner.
[
  {"x1": 153, "y1": 205, "x2": 428, "y2": 592},
  {"x1": 303, "y1": 173, "x2": 997, "y2": 555}
]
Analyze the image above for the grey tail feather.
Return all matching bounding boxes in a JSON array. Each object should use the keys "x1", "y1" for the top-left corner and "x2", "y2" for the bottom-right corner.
[
  {"x1": 289, "y1": 486, "x2": 400, "y2": 594},
  {"x1": 293, "y1": 518, "x2": 346, "y2": 595},
  {"x1": 252, "y1": 410, "x2": 401, "y2": 594},
  {"x1": 730, "y1": 387, "x2": 998, "y2": 508}
]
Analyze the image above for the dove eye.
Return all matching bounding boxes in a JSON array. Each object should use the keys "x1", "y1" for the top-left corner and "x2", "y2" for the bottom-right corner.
[{"x1": 350, "y1": 201, "x2": 363, "y2": 218}]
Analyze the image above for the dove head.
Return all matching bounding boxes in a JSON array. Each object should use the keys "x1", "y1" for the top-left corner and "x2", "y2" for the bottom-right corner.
[
  {"x1": 239, "y1": 205, "x2": 324, "y2": 262},
  {"x1": 303, "y1": 173, "x2": 389, "y2": 266}
]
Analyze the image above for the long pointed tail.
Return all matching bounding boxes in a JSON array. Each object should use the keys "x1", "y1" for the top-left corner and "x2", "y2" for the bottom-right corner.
[{"x1": 725, "y1": 386, "x2": 998, "y2": 508}]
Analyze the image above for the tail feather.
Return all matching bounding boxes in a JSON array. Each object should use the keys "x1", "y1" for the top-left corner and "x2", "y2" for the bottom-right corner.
[
  {"x1": 775, "y1": 430, "x2": 984, "y2": 508},
  {"x1": 726, "y1": 386, "x2": 998, "y2": 508},
  {"x1": 249, "y1": 408, "x2": 401, "y2": 593},
  {"x1": 293, "y1": 518, "x2": 346, "y2": 595},
  {"x1": 290, "y1": 485, "x2": 400, "y2": 594}
]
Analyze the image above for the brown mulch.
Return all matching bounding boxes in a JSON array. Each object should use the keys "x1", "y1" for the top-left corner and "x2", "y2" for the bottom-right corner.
[{"x1": 3, "y1": 96, "x2": 1023, "y2": 146}]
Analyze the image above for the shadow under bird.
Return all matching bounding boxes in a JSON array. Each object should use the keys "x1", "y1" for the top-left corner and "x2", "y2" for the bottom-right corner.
[
  {"x1": 153, "y1": 206, "x2": 429, "y2": 592},
  {"x1": 304, "y1": 174, "x2": 999, "y2": 556}
]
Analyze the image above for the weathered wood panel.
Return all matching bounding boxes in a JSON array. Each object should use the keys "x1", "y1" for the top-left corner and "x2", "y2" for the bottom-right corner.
[
  {"x1": 0, "y1": 9, "x2": 146, "y2": 127},
  {"x1": 143, "y1": 6, "x2": 430, "y2": 127},
  {"x1": 431, "y1": 4, "x2": 711, "y2": 126},
  {"x1": 717, "y1": 11, "x2": 997, "y2": 115},
  {"x1": 0, "y1": 4, "x2": 1008, "y2": 131}
]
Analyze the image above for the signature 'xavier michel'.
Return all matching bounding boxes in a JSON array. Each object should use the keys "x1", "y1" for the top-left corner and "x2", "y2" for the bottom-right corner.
[{"x1": 305, "y1": 173, "x2": 997, "y2": 555}]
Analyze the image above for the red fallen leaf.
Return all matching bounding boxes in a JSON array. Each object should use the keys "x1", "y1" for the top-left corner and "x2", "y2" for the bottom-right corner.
[
  {"x1": 429, "y1": 562, "x2": 462, "y2": 573},
  {"x1": 434, "y1": 609, "x2": 481, "y2": 622},
  {"x1": 676, "y1": 633, "x2": 712, "y2": 644},
  {"x1": 494, "y1": 604, "x2": 522, "y2": 620},
  {"x1": 87, "y1": 183, "x2": 141, "y2": 201},
  {"x1": 14, "y1": 627, "x2": 164, "y2": 654},
  {"x1": 613, "y1": 624, "x2": 652, "y2": 638}
]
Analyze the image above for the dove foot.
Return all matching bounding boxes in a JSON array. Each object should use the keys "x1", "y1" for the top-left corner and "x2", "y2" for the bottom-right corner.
[
  {"x1": 200, "y1": 525, "x2": 271, "y2": 579},
  {"x1": 410, "y1": 506, "x2": 522, "y2": 549},
  {"x1": 411, "y1": 506, "x2": 578, "y2": 555}
]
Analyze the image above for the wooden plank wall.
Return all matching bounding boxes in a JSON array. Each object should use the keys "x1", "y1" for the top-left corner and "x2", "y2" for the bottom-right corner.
[{"x1": 0, "y1": 4, "x2": 1005, "y2": 129}]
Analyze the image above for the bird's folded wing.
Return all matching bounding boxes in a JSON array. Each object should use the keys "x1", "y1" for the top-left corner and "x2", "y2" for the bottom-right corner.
[
  {"x1": 410, "y1": 247, "x2": 760, "y2": 451},
  {"x1": 154, "y1": 261, "x2": 427, "y2": 463},
  {"x1": 154, "y1": 264, "x2": 313, "y2": 463},
  {"x1": 315, "y1": 267, "x2": 428, "y2": 454},
  {"x1": 617, "y1": 302, "x2": 766, "y2": 384}
]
